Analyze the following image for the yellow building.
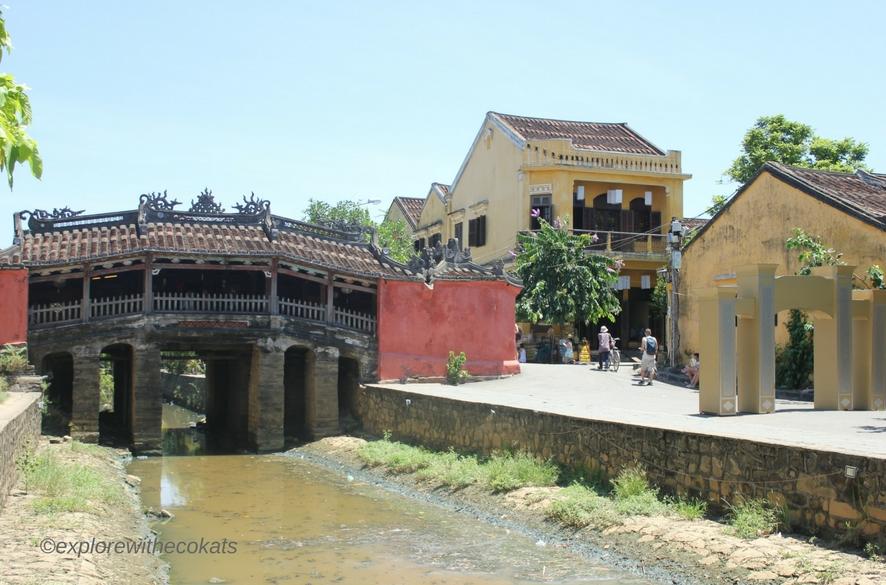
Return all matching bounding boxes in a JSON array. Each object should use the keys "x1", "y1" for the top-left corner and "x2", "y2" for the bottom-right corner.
[
  {"x1": 680, "y1": 162, "x2": 886, "y2": 358},
  {"x1": 409, "y1": 112, "x2": 692, "y2": 348},
  {"x1": 384, "y1": 196, "x2": 425, "y2": 231}
]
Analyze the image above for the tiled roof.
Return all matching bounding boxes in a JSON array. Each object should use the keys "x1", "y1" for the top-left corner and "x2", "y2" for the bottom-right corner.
[
  {"x1": 491, "y1": 112, "x2": 665, "y2": 156},
  {"x1": 680, "y1": 217, "x2": 709, "y2": 232},
  {"x1": 432, "y1": 183, "x2": 449, "y2": 195},
  {"x1": 766, "y1": 163, "x2": 886, "y2": 223},
  {"x1": 2, "y1": 221, "x2": 415, "y2": 278},
  {"x1": 392, "y1": 196, "x2": 425, "y2": 229}
]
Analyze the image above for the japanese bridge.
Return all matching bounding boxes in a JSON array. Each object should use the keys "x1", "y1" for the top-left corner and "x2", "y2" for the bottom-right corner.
[{"x1": 0, "y1": 190, "x2": 518, "y2": 454}]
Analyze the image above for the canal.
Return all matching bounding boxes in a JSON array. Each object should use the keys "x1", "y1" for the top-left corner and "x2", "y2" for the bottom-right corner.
[{"x1": 128, "y1": 405, "x2": 653, "y2": 585}]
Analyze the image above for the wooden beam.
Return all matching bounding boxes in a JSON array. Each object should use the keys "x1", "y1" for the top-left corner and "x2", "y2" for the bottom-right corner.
[
  {"x1": 144, "y1": 254, "x2": 153, "y2": 314},
  {"x1": 326, "y1": 272, "x2": 335, "y2": 323},
  {"x1": 151, "y1": 262, "x2": 269, "y2": 272},
  {"x1": 332, "y1": 280, "x2": 377, "y2": 295},
  {"x1": 269, "y1": 258, "x2": 279, "y2": 315},
  {"x1": 82, "y1": 264, "x2": 92, "y2": 323}
]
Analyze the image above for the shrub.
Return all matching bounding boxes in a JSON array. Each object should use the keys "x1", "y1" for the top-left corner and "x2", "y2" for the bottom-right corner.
[
  {"x1": 610, "y1": 465, "x2": 667, "y2": 516},
  {"x1": 727, "y1": 498, "x2": 780, "y2": 538},
  {"x1": 446, "y1": 351, "x2": 468, "y2": 385},
  {"x1": 0, "y1": 344, "x2": 29, "y2": 375},
  {"x1": 547, "y1": 483, "x2": 620, "y2": 528},
  {"x1": 481, "y1": 451, "x2": 559, "y2": 492}
]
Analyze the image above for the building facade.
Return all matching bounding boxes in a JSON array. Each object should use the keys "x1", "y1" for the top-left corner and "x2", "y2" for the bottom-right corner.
[
  {"x1": 679, "y1": 162, "x2": 886, "y2": 358},
  {"x1": 409, "y1": 112, "x2": 692, "y2": 349}
]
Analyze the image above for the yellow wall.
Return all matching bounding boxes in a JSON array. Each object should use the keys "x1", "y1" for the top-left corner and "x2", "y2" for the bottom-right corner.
[
  {"x1": 384, "y1": 201, "x2": 411, "y2": 227},
  {"x1": 414, "y1": 190, "x2": 447, "y2": 242},
  {"x1": 679, "y1": 171, "x2": 886, "y2": 357}
]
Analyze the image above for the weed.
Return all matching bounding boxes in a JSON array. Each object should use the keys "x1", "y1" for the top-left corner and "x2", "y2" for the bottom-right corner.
[
  {"x1": 481, "y1": 451, "x2": 559, "y2": 492},
  {"x1": 0, "y1": 344, "x2": 29, "y2": 375},
  {"x1": 727, "y1": 498, "x2": 780, "y2": 539},
  {"x1": 414, "y1": 449, "x2": 482, "y2": 488},
  {"x1": 70, "y1": 441, "x2": 108, "y2": 458},
  {"x1": 610, "y1": 465, "x2": 667, "y2": 516},
  {"x1": 0, "y1": 376, "x2": 8, "y2": 403},
  {"x1": 864, "y1": 542, "x2": 883, "y2": 562},
  {"x1": 666, "y1": 496, "x2": 708, "y2": 520},
  {"x1": 547, "y1": 483, "x2": 620, "y2": 528},
  {"x1": 357, "y1": 435, "x2": 433, "y2": 473},
  {"x1": 19, "y1": 450, "x2": 123, "y2": 515},
  {"x1": 446, "y1": 351, "x2": 468, "y2": 385}
]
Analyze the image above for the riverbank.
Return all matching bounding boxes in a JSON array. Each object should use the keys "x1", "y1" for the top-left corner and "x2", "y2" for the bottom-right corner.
[
  {"x1": 290, "y1": 436, "x2": 886, "y2": 585},
  {"x1": 0, "y1": 436, "x2": 166, "y2": 585}
]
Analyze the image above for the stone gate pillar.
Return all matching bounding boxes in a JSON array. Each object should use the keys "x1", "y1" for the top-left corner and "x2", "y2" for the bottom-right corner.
[
  {"x1": 131, "y1": 345, "x2": 162, "y2": 454},
  {"x1": 306, "y1": 346, "x2": 340, "y2": 439},
  {"x1": 813, "y1": 265, "x2": 856, "y2": 410},
  {"x1": 71, "y1": 347, "x2": 101, "y2": 443},
  {"x1": 863, "y1": 289, "x2": 886, "y2": 410},
  {"x1": 248, "y1": 344, "x2": 285, "y2": 452},
  {"x1": 735, "y1": 264, "x2": 777, "y2": 414},
  {"x1": 698, "y1": 286, "x2": 737, "y2": 415}
]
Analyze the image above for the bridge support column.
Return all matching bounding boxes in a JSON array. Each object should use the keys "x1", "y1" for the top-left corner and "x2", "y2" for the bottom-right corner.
[
  {"x1": 306, "y1": 346, "x2": 339, "y2": 439},
  {"x1": 248, "y1": 345, "x2": 285, "y2": 452},
  {"x1": 132, "y1": 345, "x2": 162, "y2": 454},
  {"x1": 71, "y1": 348, "x2": 100, "y2": 443}
]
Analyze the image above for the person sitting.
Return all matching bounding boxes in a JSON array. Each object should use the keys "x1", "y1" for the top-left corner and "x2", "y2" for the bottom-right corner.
[
  {"x1": 682, "y1": 353, "x2": 700, "y2": 388},
  {"x1": 518, "y1": 344, "x2": 527, "y2": 363}
]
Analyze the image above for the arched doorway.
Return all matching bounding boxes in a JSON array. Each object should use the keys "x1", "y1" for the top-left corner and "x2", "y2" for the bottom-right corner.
[
  {"x1": 41, "y1": 352, "x2": 73, "y2": 435},
  {"x1": 284, "y1": 346, "x2": 309, "y2": 442},
  {"x1": 99, "y1": 343, "x2": 134, "y2": 445},
  {"x1": 338, "y1": 356, "x2": 360, "y2": 424}
]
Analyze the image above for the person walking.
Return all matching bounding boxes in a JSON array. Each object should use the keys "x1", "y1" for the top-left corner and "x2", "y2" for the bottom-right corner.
[
  {"x1": 597, "y1": 326, "x2": 613, "y2": 370},
  {"x1": 639, "y1": 328, "x2": 658, "y2": 385}
]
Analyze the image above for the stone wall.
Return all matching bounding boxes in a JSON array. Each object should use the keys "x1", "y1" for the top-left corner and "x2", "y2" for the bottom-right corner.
[
  {"x1": 353, "y1": 385, "x2": 885, "y2": 542},
  {"x1": 160, "y1": 372, "x2": 207, "y2": 412},
  {"x1": 0, "y1": 392, "x2": 41, "y2": 509}
]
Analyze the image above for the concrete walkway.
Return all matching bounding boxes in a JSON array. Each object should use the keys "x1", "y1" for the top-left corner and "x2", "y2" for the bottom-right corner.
[{"x1": 371, "y1": 364, "x2": 886, "y2": 458}]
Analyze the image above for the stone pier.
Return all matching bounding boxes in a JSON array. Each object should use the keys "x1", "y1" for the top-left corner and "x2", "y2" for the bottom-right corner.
[
  {"x1": 306, "y1": 346, "x2": 340, "y2": 439},
  {"x1": 70, "y1": 347, "x2": 101, "y2": 443},
  {"x1": 248, "y1": 344, "x2": 285, "y2": 452}
]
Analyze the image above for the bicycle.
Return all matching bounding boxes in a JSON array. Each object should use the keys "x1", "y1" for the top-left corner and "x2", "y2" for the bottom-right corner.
[{"x1": 609, "y1": 337, "x2": 621, "y2": 372}]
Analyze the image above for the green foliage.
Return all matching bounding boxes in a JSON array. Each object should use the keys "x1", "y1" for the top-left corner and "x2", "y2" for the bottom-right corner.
[
  {"x1": 163, "y1": 355, "x2": 205, "y2": 376},
  {"x1": 0, "y1": 375, "x2": 8, "y2": 403},
  {"x1": 666, "y1": 496, "x2": 708, "y2": 520},
  {"x1": 18, "y1": 449, "x2": 123, "y2": 515},
  {"x1": 610, "y1": 465, "x2": 666, "y2": 516},
  {"x1": 99, "y1": 363, "x2": 114, "y2": 412},
  {"x1": 866, "y1": 265, "x2": 885, "y2": 289},
  {"x1": 514, "y1": 215, "x2": 620, "y2": 326},
  {"x1": 357, "y1": 435, "x2": 434, "y2": 473},
  {"x1": 727, "y1": 498, "x2": 780, "y2": 539},
  {"x1": 775, "y1": 311, "x2": 814, "y2": 390},
  {"x1": 650, "y1": 272, "x2": 668, "y2": 321},
  {"x1": 726, "y1": 115, "x2": 869, "y2": 184},
  {"x1": 547, "y1": 483, "x2": 620, "y2": 528},
  {"x1": 707, "y1": 194, "x2": 727, "y2": 215},
  {"x1": 70, "y1": 440, "x2": 109, "y2": 458},
  {"x1": 446, "y1": 351, "x2": 468, "y2": 385},
  {"x1": 414, "y1": 449, "x2": 482, "y2": 488},
  {"x1": 0, "y1": 11, "x2": 41, "y2": 188},
  {"x1": 864, "y1": 542, "x2": 883, "y2": 562},
  {"x1": 302, "y1": 198, "x2": 373, "y2": 229},
  {"x1": 481, "y1": 451, "x2": 559, "y2": 492},
  {"x1": 0, "y1": 343, "x2": 29, "y2": 374},
  {"x1": 785, "y1": 227, "x2": 843, "y2": 275},
  {"x1": 377, "y1": 218, "x2": 415, "y2": 263}
]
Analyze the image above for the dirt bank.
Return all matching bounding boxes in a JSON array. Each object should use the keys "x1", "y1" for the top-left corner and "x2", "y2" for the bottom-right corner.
[
  {"x1": 0, "y1": 436, "x2": 167, "y2": 585},
  {"x1": 289, "y1": 436, "x2": 886, "y2": 585}
]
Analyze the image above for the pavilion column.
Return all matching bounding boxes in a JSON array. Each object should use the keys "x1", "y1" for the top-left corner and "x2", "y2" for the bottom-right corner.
[
  {"x1": 326, "y1": 272, "x2": 335, "y2": 324},
  {"x1": 306, "y1": 346, "x2": 339, "y2": 439},
  {"x1": 247, "y1": 343, "x2": 285, "y2": 452},
  {"x1": 268, "y1": 258, "x2": 279, "y2": 315},
  {"x1": 131, "y1": 344, "x2": 162, "y2": 454},
  {"x1": 81, "y1": 265, "x2": 92, "y2": 323},
  {"x1": 698, "y1": 286, "x2": 737, "y2": 415},
  {"x1": 70, "y1": 346, "x2": 101, "y2": 443},
  {"x1": 735, "y1": 264, "x2": 777, "y2": 414},
  {"x1": 813, "y1": 265, "x2": 855, "y2": 410},
  {"x1": 144, "y1": 255, "x2": 153, "y2": 314}
]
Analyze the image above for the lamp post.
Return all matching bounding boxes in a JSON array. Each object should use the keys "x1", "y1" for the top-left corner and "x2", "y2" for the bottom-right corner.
[{"x1": 667, "y1": 217, "x2": 684, "y2": 367}]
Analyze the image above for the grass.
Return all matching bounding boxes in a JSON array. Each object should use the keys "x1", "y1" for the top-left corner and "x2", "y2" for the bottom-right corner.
[
  {"x1": 357, "y1": 434, "x2": 558, "y2": 492},
  {"x1": 70, "y1": 440, "x2": 110, "y2": 457},
  {"x1": 547, "y1": 483, "x2": 620, "y2": 528},
  {"x1": 667, "y1": 496, "x2": 708, "y2": 520},
  {"x1": 18, "y1": 445, "x2": 123, "y2": 515},
  {"x1": 727, "y1": 498, "x2": 780, "y2": 539},
  {"x1": 0, "y1": 375, "x2": 8, "y2": 403}
]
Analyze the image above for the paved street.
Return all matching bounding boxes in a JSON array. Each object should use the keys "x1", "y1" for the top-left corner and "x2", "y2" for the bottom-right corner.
[{"x1": 373, "y1": 363, "x2": 886, "y2": 458}]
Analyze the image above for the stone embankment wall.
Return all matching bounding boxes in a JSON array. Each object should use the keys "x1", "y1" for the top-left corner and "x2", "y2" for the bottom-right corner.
[
  {"x1": 0, "y1": 392, "x2": 41, "y2": 509},
  {"x1": 353, "y1": 385, "x2": 885, "y2": 542},
  {"x1": 160, "y1": 372, "x2": 207, "y2": 413}
]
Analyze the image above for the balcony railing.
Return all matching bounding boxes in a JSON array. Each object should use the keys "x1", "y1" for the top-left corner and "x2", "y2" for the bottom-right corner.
[
  {"x1": 523, "y1": 147, "x2": 683, "y2": 175},
  {"x1": 523, "y1": 229, "x2": 668, "y2": 256},
  {"x1": 28, "y1": 292, "x2": 376, "y2": 334}
]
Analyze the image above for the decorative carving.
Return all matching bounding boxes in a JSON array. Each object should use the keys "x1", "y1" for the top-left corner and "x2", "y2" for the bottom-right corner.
[
  {"x1": 21, "y1": 207, "x2": 85, "y2": 221},
  {"x1": 139, "y1": 191, "x2": 181, "y2": 210},
  {"x1": 189, "y1": 188, "x2": 225, "y2": 214},
  {"x1": 233, "y1": 192, "x2": 270, "y2": 215}
]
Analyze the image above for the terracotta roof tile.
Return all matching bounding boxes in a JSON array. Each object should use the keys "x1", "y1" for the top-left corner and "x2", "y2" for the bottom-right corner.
[
  {"x1": 492, "y1": 112, "x2": 665, "y2": 156},
  {"x1": 392, "y1": 196, "x2": 425, "y2": 229}
]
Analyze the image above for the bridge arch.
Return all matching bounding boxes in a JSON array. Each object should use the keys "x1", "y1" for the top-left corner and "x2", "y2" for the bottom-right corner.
[
  {"x1": 40, "y1": 351, "x2": 73, "y2": 436},
  {"x1": 99, "y1": 343, "x2": 135, "y2": 445}
]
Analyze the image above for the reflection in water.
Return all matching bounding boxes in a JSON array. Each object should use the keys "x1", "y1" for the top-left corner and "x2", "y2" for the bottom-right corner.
[{"x1": 130, "y1": 454, "x2": 650, "y2": 585}]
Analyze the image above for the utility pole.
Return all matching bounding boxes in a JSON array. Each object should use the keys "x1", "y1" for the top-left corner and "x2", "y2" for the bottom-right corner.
[{"x1": 667, "y1": 217, "x2": 684, "y2": 368}]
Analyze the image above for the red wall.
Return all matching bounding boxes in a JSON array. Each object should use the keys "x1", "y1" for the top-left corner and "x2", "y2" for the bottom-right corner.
[
  {"x1": 377, "y1": 279, "x2": 521, "y2": 381},
  {"x1": 0, "y1": 269, "x2": 28, "y2": 344}
]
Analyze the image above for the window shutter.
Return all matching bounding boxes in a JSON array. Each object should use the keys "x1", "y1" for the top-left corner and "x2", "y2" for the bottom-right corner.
[
  {"x1": 478, "y1": 216, "x2": 487, "y2": 247},
  {"x1": 651, "y1": 212, "x2": 662, "y2": 231},
  {"x1": 620, "y1": 209, "x2": 633, "y2": 233},
  {"x1": 468, "y1": 219, "x2": 477, "y2": 247}
]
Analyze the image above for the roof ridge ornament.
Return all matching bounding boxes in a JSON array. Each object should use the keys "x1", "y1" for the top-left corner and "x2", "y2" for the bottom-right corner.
[
  {"x1": 189, "y1": 188, "x2": 225, "y2": 214},
  {"x1": 233, "y1": 192, "x2": 271, "y2": 215},
  {"x1": 21, "y1": 207, "x2": 86, "y2": 221},
  {"x1": 139, "y1": 191, "x2": 181, "y2": 210}
]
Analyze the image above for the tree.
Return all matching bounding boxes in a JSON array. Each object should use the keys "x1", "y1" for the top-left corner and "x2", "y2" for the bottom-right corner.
[
  {"x1": 0, "y1": 10, "x2": 42, "y2": 187},
  {"x1": 514, "y1": 214, "x2": 621, "y2": 326},
  {"x1": 376, "y1": 218, "x2": 414, "y2": 263},
  {"x1": 726, "y1": 115, "x2": 869, "y2": 184},
  {"x1": 706, "y1": 194, "x2": 727, "y2": 215},
  {"x1": 302, "y1": 198, "x2": 373, "y2": 228}
]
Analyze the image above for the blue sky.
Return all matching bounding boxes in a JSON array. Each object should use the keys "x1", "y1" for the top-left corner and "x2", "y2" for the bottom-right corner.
[{"x1": 2, "y1": 1, "x2": 885, "y2": 243}]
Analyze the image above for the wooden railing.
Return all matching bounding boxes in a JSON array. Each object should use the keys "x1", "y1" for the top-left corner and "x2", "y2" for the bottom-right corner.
[
  {"x1": 334, "y1": 307, "x2": 376, "y2": 333},
  {"x1": 278, "y1": 297, "x2": 326, "y2": 322},
  {"x1": 29, "y1": 299, "x2": 81, "y2": 326},
  {"x1": 153, "y1": 292, "x2": 269, "y2": 314},
  {"x1": 29, "y1": 292, "x2": 377, "y2": 335},
  {"x1": 91, "y1": 293, "x2": 144, "y2": 319}
]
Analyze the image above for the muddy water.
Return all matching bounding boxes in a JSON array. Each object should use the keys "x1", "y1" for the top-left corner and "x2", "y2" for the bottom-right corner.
[{"x1": 129, "y1": 454, "x2": 651, "y2": 585}]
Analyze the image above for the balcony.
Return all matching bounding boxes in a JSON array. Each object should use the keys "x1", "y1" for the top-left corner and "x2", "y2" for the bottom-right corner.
[
  {"x1": 28, "y1": 292, "x2": 377, "y2": 334},
  {"x1": 522, "y1": 145, "x2": 685, "y2": 177}
]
